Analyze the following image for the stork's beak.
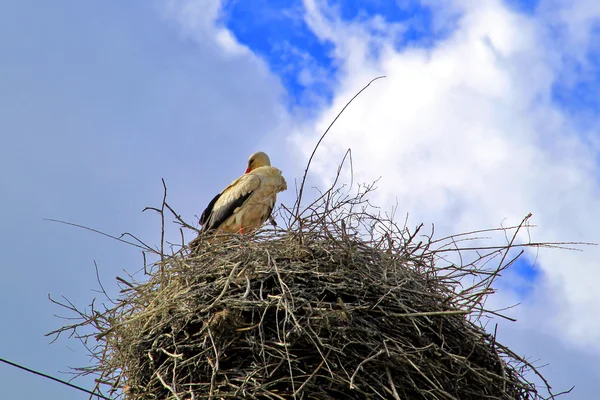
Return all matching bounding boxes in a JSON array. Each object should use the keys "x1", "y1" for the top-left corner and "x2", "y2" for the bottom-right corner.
[{"x1": 245, "y1": 167, "x2": 251, "y2": 174}]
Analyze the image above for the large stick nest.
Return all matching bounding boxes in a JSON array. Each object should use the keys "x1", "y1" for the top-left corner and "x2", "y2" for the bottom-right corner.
[
  {"x1": 49, "y1": 179, "x2": 569, "y2": 400},
  {"x1": 47, "y1": 77, "x2": 574, "y2": 400}
]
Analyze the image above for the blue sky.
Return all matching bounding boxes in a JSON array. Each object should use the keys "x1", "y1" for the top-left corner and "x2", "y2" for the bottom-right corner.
[
  {"x1": 221, "y1": 0, "x2": 448, "y2": 105},
  {"x1": 2, "y1": 0, "x2": 600, "y2": 398}
]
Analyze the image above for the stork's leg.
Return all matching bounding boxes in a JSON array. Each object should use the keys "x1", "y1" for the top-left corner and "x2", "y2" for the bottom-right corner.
[{"x1": 237, "y1": 227, "x2": 245, "y2": 248}]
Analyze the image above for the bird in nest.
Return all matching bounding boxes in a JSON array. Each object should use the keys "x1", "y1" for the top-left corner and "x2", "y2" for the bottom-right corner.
[{"x1": 189, "y1": 151, "x2": 287, "y2": 247}]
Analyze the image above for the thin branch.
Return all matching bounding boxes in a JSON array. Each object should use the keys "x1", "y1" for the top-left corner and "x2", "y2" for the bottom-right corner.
[
  {"x1": 43, "y1": 219, "x2": 154, "y2": 252},
  {"x1": 293, "y1": 76, "x2": 386, "y2": 225}
]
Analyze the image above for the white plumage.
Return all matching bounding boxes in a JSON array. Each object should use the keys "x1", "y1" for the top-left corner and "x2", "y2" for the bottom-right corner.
[{"x1": 198, "y1": 151, "x2": 287, "y2": 236}]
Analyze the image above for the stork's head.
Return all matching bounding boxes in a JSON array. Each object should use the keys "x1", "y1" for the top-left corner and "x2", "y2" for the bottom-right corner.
[{"x1": 245, "y1": 151, "x2": 271, "y2": 173}]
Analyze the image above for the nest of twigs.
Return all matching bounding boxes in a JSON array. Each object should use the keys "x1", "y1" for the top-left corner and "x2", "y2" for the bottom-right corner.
[
  {"x1": 47, "y1": 77, "x2": 576, "y2": 400},
  {"x1": 49, "y1": 176, "x2": 569, "y2": 400}
]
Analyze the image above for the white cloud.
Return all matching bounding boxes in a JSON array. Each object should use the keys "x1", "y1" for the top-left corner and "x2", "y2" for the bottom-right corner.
[
  {"x1": 290, "y1": 0, "x2": 600, "y2": 354},
  {"x1": 162, "y1": 0, "x2": 250, "y2": 56},
  {"x1": 539, "y1": 0, "x2": 600, "y2": 54}
]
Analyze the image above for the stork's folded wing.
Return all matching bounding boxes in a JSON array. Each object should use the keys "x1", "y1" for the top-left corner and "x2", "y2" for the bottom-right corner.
[{"x1": 202, "y1": 174, "x2": 261, "y2": 232}]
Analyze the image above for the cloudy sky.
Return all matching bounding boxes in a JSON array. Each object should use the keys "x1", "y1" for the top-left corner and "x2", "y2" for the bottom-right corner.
[{"x1": 1, "y1": 0, "x2": 599, "y2": 398}]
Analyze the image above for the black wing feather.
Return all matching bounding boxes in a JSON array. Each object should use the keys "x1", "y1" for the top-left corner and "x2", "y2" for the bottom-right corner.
[
  {"x1": 200, "y1": 192, "x2": 222, "y2": 227},
  {"x1": 265, "y1": 204, "x2": 274, "y2": 221},
  {"x1": 202, "y1": 191, "x2": 254, "y2": 232}
]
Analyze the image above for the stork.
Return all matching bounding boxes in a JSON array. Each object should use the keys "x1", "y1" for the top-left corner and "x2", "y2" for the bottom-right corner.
[{"x1": 194, "y1": 151, "x2": 287, "y2": 243}]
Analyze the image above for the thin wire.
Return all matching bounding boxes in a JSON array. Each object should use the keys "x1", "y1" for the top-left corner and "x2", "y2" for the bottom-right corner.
[{"x1": 0, "y1": 356, "x2": 112, "y2": 400}]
